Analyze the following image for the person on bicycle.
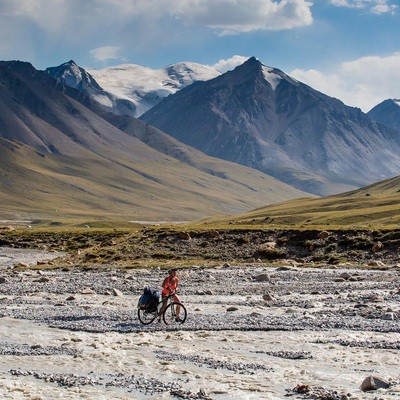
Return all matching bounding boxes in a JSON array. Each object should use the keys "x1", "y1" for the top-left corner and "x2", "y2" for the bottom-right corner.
[{"x1": 159, "y1": 268, "x2": 182, "y2": 321}]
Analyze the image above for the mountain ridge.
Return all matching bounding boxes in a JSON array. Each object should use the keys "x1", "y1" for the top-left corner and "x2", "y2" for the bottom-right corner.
[
  {"x1": 0, "y1": 60, "x2": 309, "y2": 221},
  {"x1": 140, "y1": 57, "x2": 400, "y2": 196}
]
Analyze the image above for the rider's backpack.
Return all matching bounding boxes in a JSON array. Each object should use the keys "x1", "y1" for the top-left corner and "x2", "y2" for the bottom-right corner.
[{"x1": 138, "y1": 286, "x2": 160, "y2": 312}]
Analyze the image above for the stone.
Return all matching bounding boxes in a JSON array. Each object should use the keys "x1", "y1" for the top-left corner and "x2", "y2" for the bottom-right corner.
[
  {"x1": 360, "y1": 376, "x2": 389, "y2": 392},
  {"x1": 381, "y1": 312, "x2": 394, "y2": 320},
  {"x1": 369, "y1": 294, "x2": 384, "y2": 302},
  {"x1": 339, "y1": 272, "x2": 352, "y2": 280},
  {"x1": 253, "y1": 273, "x2": 271, "y2": 282},
  {"x1": 263, "y1": 293, "x2": 274, "y2": 301},
  {"x1": 112, "y1": 288, "x2": 124, "y2": 297},
  {"x1": 371, "y1": 241, "x2": 383, "y2": 252},
  {"x1": 333, "y1": 278, "x2": 346, "y2": 282},
  {"x1": 81, "y1": 288, "x2": 96, "y2": 294},
  {"x1": 258, "y1": 242, "x2": 276, "y2": 253},
  {"x1": 317, "y1": 231, "x2": 329, "y2": 239},
  {"x1": 179, "y1": 231, "x2": 191, "y2": 240}
]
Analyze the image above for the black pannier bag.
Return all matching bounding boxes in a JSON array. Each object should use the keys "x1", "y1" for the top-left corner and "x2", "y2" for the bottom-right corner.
[{"x1": 138, "y1": 286, "x2": 160, "y2": 312}]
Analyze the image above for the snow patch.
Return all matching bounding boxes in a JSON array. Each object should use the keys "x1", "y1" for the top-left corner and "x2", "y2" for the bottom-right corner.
[
  {"x1": 262, "y1": 66, "x2": 282, "y2": 90},
  {"x1": 92, "y1": 94, "x2": 113, "y2": 108}
]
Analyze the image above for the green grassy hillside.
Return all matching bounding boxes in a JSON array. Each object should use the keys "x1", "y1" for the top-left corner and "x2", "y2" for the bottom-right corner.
[
  {"x1": 198, "y1": 175, "x2": 400, "y2": 230},
  {"x1": 0, "y1": 137, "x2": 310, "y2": 224}
]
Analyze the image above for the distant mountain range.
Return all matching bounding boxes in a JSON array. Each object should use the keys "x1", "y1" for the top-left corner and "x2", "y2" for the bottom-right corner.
[
  {"x1": 1, "y1": 56, "x2": 399, "y2": 221},
  {"x1": 140, "y1": 57, "x2": 400, "y2": 196},
  {"x1": 0, "y1": 60, "x2": 307, "y2": 222}
]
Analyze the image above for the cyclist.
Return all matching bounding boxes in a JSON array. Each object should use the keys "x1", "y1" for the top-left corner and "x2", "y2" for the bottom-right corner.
[{"x1": 159, "y1": 268, "x2": 182, "y2": 322}]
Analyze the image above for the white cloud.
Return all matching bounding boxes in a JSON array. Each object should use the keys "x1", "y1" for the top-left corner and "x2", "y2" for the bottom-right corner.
[
  {"x1": 329, "y1": 0, "x2": 398, "y2": 14},
  {"x1": 212, "y1": 55, "x2": 250, "y2": 73},
  {"x1": 290, "y1": 52, "x2": 400, "y2": 112},
  {"x1": 0, "y1": 0, "x2": 314, "y2": 36},
  {"x1": 170, "y1": 0, "x2": 313, "y2": 33},
  {"x1": 90, "y1": 46, "x2": 121, "y2": 62}
]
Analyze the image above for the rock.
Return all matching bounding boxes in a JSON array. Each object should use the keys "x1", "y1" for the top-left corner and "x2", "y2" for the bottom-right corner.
[
  {"x1": 368, "y1": 260, "x2": 386, "y2": 267},
  {"x1": 179, "y1": 232, "x2": 191, "y2": 240},
  {"x1": 209, "y1": 230, "x2": 219, "y2": 238},
  {"x1": 15, "y1": 262, "x2": 30, "y2": 268},
  {"x1": 275, "y1": 266, "x2": 293, "y2": 271},
  {"x1": 369, "y1": 294, "x2": 384, "y2": 302},
  {"x1": 253, "y1": 273, "x2": 271, "y2": 282},
  {"x1": 262, "y1": 293, "x2": 274, "y2": 301},
  {"x1": 0, "y1": 277, "x2": 9, "y2": 284},
  {"x1": 112, "y1": 288, "x2": 124, "y2": 297},
  {"x1": 317, "y1": 231, "x2": 329, "y2": 239},
  {"x1": 381, "y1": 312, "x2": 395, "y2": 320},
  {"x1": 258, "y1": 242, "x2": 276, "y2": 253},
  {"x1": 37, "y1": 276, "x2": 51, "y2": 283},
  {"x1": 0, "y1": 225, "x2": 15, "y2": 230},
  {"x1": 360, "y1": 376, "x2": 390, "y2": 391},
  {"x1": 226, "y1": 306, "x2": 238, "y2": 312},
  {"x1": 80, "y1": 288, "x2": 96, "y2": 294},
  {"x1": 339, "y1": 272, "x2": 352, "y2": 280},
  {"x1": 371, "y1": 241, "x2": 383, "y2": 252},
  {"x1": 333, "y1": 278, "x2": 346, "y2": 282},
  {"x1": 66, "y1": 296, "x2": 76, "y2": 301}
]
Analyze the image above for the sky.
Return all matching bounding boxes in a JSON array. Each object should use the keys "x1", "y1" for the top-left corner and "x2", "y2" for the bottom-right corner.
[{"x1": 0, "y1": 0, "x2": 399, "y2": 112}]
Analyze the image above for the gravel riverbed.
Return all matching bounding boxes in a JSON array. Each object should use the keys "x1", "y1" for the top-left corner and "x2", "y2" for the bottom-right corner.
[{"x1": 0, "y1": 248, "x2": 399, "y2": 399}]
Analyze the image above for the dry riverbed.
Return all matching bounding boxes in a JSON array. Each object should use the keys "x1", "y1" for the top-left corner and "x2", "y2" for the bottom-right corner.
[{"x1": 0, "y1": 248, "x2": 399, "y2": 399}]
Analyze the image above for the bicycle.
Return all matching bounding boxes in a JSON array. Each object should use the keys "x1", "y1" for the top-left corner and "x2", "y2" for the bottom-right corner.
[{"x1": 137, "y1": 291, "x2": 187, "y2": 325}]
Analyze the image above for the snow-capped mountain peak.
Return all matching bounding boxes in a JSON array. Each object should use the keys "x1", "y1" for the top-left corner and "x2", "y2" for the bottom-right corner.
[{"x1": 87, "y1": 62, "x2": 220, "y2": 117}]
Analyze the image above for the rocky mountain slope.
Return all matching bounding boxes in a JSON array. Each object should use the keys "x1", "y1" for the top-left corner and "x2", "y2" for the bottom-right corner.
[
  {"x1": 0, "y1": 60, "x2": 309, "y2": 221},
  {"x1": 367, "y1": 98, "x2": 400, "y2": 132},
  {"x1": 141, "y1": 57, "x2": 400, "y2": 196}
]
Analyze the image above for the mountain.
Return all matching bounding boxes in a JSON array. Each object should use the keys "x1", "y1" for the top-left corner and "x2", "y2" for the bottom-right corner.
[
  {"x1": 86, "y1": 62, "x2": 220, "y2": 117},
  {"x1": 0, "y1": 60, "x2": 309, "y2": 222},
  {"x1": 367, "y1": 99, "x2": 400, "y2": 132},
  {"x1": 46, "y1": 60, "x2": 139, "y2": 118},
  {"x1": 140, "y1": 57, "x2": 400, "y2": 196}
]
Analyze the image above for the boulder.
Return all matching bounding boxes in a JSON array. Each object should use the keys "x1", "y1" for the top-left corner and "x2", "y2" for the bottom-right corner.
[
  {"x1": 258, "y1": 242, "x2": 276, "y2": 252},
  {"x1": 360, "y1": 376, "x2": 389, "y2": 392},
  {"x1": 179, "y1": 231, "x2": 191, "y2": 240},
  {"x1": 371, "y1": 241, "x2": 383, "y2": 252},
  {"x1": 317, "y1": 231, "x2": 329, "y2": 239},
  {"x1": 253, "y1": 273, "x2": 271, "y2": 282},
  {"x1": 381, "y1": 312, "x2": 395, "y2": 320},
  {"x1": 263, "y1": 293, "x2": 274, "y2": 301},
  {"x1": 339, "y1": 272, "x2": 352, "y2": 280},
  {"x1": 112, "y1": 288, "x2": 124, "y2": 297},
  {"x1": 209, "y1": 230, "x2": 220, "y2": 238}
]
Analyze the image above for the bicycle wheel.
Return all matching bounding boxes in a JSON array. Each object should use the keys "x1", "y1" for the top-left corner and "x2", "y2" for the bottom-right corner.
[
  {"x1": 163, "y1": 302, "x2": 187, "y2": 325},
  {"x1": 137, "y1": 307, "x2": 157, "y2": 325}
]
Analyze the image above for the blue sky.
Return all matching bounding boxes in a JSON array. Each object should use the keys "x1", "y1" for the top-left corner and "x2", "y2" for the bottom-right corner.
[{"x1": 0, "y1": 0, "x2": 399, "y2": 112}]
